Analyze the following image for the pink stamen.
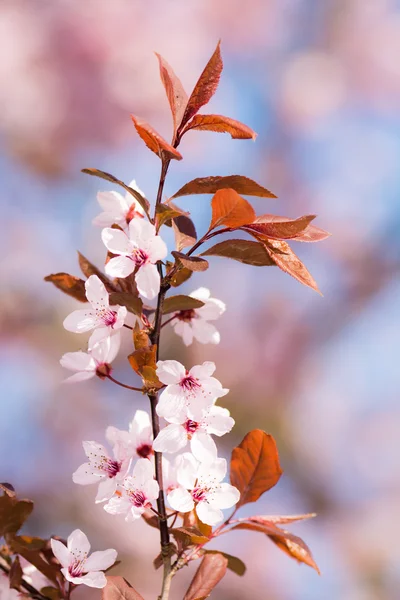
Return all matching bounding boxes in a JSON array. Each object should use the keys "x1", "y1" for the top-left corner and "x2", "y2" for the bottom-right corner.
[
  {"x1": 184, "y1": 420, "x2": 199, "y2": 435},
  {"x1": 68, "y1": 558, "x2": 86, "y2": 577},
  {"x1": 191, "y1": 487, "x2": 207, "y2": 503},
  {"x1": 132, "y1": 248, "x2": 149, "y2": 267},
  {"x1": 128, "y1": 490, "x2": 147, "y2": 508},
  {"x1": 180, "y1": 373, "x2": 201, "y2": 391}
]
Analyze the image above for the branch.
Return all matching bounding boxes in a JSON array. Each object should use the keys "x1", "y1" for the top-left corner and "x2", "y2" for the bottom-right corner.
[{"x1": 0, "y1": 560, "x2": 51, "y2": 600}]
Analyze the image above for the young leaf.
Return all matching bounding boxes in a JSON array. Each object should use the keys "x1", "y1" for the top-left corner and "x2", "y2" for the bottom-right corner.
[
  {"x1": 131, "y1": 116, "x2": 182, "y2": 161},
  {"x1": 201, "y1": 239, "x2": 275, "y2": 266},
  {"x1": 102, "y1": 576, "x2": 145, "y2": 600},
  {"x1": 9, "y1": 556, "x2": 23, "y2": 590},
  {"x1": 155, "y1": 53, "x2": 188, "y2": 135},
  {"x1": 181, "y1": 114, "x2": 256, "y2": 140},
  {"x1": 249, "y1": 513, "x2": 317, "y2": 525},
  {"x1": 171, "y1": 252, "x2": 209, "y2": 272},
  {"x1": 163, "y1": 295, "x2": 204, "y2": 315},
  {"x1": 40, "y1": 587, "x2": 62, "y2": 600},
  {"x1": 128, "y1": 345, "x2": 157, "y2": 374},
  {"x1": 252, "y1": 215, "x2": 331, "y2": 242},
  {"x1": 0, "y1": 493, "x2": 34, "y2": 536},
  {"x1": 172, "y1": 175, "x2": 277, "y2": 199},
  {"x1": 155, "y1": 203, "x2": 188, "y2": 230},
  {"x1": 81, "y1": 168, "x2": 150, "y2": 216},
  {"x1": 171, "y1": 526, "x2": 210, "y2": 546},
  {"x1": 172, "y1": 215, "x2": 197, "y2": 251},
  {"x1": 230, "y1": 430, "x2": 282, "y2": 507},
  {"x1": 179, "y1": 42, "x2": 223, "y2": 133},
  {"x1": 109, "y1": 292, "x2": 143, "y2": 317},
  {"x1": 210, "y1": 188, "x2": 256, "y2": 230},
  {"x1": 77, "y1": 252, "x2": 114, "y2": 289},
  {"x1": 204, "y1": 551, "x2": 246, "y2": 576},
  {"x1": 133, "y1": 326, "x2": 150, "y2": 350},
  {"x1": 183, "y1": 552, "x2": 228, "y2": 600},
  {"x1": 166, "y1": 261, "x2": 193, "y2": 287},
  {"x1": 261, "y1": 238, "x2": 321, "y2": 295},
  {"x1": 243, "y1": 215, "x2": 316, "y2": 240},
  {"x1": 44, "y1": 273, "x2": 87, "y2": 302}
]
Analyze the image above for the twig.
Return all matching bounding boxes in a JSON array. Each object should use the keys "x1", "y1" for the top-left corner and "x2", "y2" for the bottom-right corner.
[
  {"x1": 106, "y1": 375, "x2": 143, "y2": 392},
  {"x1": 0, "y1": 560, "x2": 50, "y2": 600}
]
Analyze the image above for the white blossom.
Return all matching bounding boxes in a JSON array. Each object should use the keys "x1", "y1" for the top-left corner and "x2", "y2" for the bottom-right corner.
[
  {"x1": 106, "y1": 409, "x2": 154, "y2": 460},
  {"x1": 93, "y1": 180, "x2": 145, "y2": 228},
  {"x1": 172, "y1": 287, "x2": 225, "y2": 346},
  {"x1": 60, "y1": 332, "x2": 120, "y2": 383}
]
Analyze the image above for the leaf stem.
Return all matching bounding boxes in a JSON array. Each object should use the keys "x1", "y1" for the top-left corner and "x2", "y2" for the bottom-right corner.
[
  {"x1": 106, "y1": 374, "x2": 143, "y2": 392},
  {"x1": 160, "y1": 315, "x2": 177, "y2": 329}
]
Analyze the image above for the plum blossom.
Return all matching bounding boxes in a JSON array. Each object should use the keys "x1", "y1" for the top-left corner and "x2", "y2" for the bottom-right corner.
[
  {"x1": 63, "y1": 275, "x2": 127, "y2": 340},
  {"x1": 51, "y1": 529, "x2": 117, "y2": 589},
  {"x1": 156, "y1": 360, "x2": 228, "y2": 422},
  {"x1": 172, "y1": 287, "x2": 226, "y2": 346},
  {"x1": 72, "y1": 439, "x2": 131, "y2": 503},
  {"x1": 102, "y1": 219, "x2": 167, "y2": 300},
  {"x1": 104, "y1": 459, "x2": 159, "y2": 521},
  {"x1": 167, "y1": 455, "x2": 240, "y2": 526},
  {"x1": 60, "y1": 332, "x2": 120, "y2": 383},
  {"x1": 93, "y1": 180, "x2": 145, "y2": 228},
  {"x1": 106, "y1": 409, "x2": 154, "y2": 460},
  {"x1": 153, "y1": 405, "x2": 234, "y2": 463}
]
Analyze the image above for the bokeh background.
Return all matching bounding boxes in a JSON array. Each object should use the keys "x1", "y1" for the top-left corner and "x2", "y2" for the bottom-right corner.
[{"x1": 1, "y1": 1, "x2": 400, "y2": 599}]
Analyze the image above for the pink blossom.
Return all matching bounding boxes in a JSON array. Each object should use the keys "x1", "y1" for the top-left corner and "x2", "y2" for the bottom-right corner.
[
  {"x1": 93, "y1": 180, "x2": 145, "y2": 228},
  {"x1": 172, "y1": 287, "x2": 226, "y2": 346},
  {"x1": 60, "y1": 332, "x2": 120, "y2": 383}
]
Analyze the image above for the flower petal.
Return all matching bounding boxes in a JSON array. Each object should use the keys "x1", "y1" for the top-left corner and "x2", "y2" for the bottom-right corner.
[
  {"x1": 198, "y1": 457, "x2": 227, "y2": 484},
  {"x1": 103, "y1": 495, "x2": 131, "y2": 516},
  {"x1": 167, "y1": 487, "x2": 194, "y2": 513},
  {"x1": 190, "y1": 287, "x2": 211, "y2": 301},
  {"x1": 189, "y1": 361, "x2": 216, "y2": 379},
  {"x1": 135, "y1": 263, "x2": 160, "y2": 300},
  {"x1": 129, "y1": 410, "x2": 153, "y2": 446},
  {"x1": 208, "y1": 483, "x2": 240, "y2": 509},
  {"x1": 95, "y1": 478, "x2": 117, "y2": 503},
  {"x1": 196, "y1": 501, "x2": 223, "y2": 526},
  {"x1": 72, "y1": 463, "x2": 103, "y2": 485},
  {"x1": 142, "y1": 478, "x2": 160, "y2": 501},
  {"x1": 191, "y1": 320, "x2": 220, "y2": 345},
  {"x1": 196, "y1": 297, "x2": 226, "y2": 321},
  {"x1": 173, "y1": 321, "x2": 194, "y2": 346},
  {"x1": 156, "y1": 360, "x2": 186, "y2": 385},
  {"x1": 63, "y1": 371, "x2": 96, "y2": 384},
  {"x1": 105, "y1": 256, "x2": 135, "y2": 279},
  {"x1": 175, "y1": 453, "x2": 198, "y2": 489},
  {"x1": 128, "y1": 218, "x2": 156, "y2": 245},
  {"x1": 130, "y1": 457, "x2": 155, "y2": 488},
  {"x1": 156, "y1": 387, "x2": 186, "y2": 422},
  {"x1": 143, "y1": 234, "x2": 168, "y2": 263},
  {"x1": 97, "y1": 190, "x2": 127, "y2": 214},
  {"x1": 190, "y1": 431, "x2": 217, "y2": 463},
  {"x1": 153, "y1": 424, "x2": 187, "y2": 454},
  {"x1": 84, "y1": 549, "x2": 117, "y2": 573},
  {"x1": 204, "y1": 406, "x2": 234, "y2": 436},
  {"x1": 63, "y1": 309, "x2": 97, "y2": 333},
  {"x1": 102, "y1": 228, "x2": 133, "y2": 256},
  {"x1": 67, "y1": 529, "x2": 90, "y2": 557},
  {"x1": 69, "y1": 570, "x2": 107, "y2": 588},
  {"x1": 82, "y1": 440, "x2": 110, "y2": 461},
  {"x1": 50, "y1": 539, "x2": 71, "y2": 568},
  {"x1": 60, "y1": 351, "x2": 95, "y2": 373},
  {"x1": 85, "y1": 275, "x2": 109, "y2": 308}
]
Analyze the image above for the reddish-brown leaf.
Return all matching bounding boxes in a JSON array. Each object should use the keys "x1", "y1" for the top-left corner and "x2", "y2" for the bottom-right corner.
[
  {"x1": 249, "y1": 513, "x2": 317, "y2": 525},
  {"x1": 171, "y1": 526, "x2": 210, "y2": 546},
  {"x1": 166, "y1": 261, "x2": 193, "y2": 287},
  {"x1": 7, "y1": 535, "x2": 60, "y2": 584},
  {"x1": 81, "y1": 168, "x2": 150, "y2": 216},
  {"x1": 210, "y1": 188, "x2": 256, "y2": 230},
  {"x1": 201, "y1": 239, "x2": 275, "y2": 266},
  {"x1": 155, "y1": 53, "x2": 188, "y2": 135},
  {"x1": 182, "y1": 114, "x2": 256, "y2": 140},
  {"x1": 244, "y1": 215, "x2": 316, "y2": 240},
  {"x1": 128, "y1": 345, "x2": 157, "y2": 374},
  {"x1": 155, "y1": 203, "x2": 188, "y2": 230},
  {"x1": 0, "y1": 493, "x2": 34, "y2": 537},
  {"x1": 44, "y1": 273, "x2": 86, "y2": 302},
  {"x1": 230, "y1": 430, "x2": 282, "y2": 507},
  {"x1": 102, "y1": 576, "x2": 145, "y2": 600},
  {"x1": 184, "y1": 552, "x2": 228, "y2": 600},
  {"x1": 77, "y1": 252, "x2": 115, "y2": 289},
  {"x1": 163, "y1": 295, "x2": 205, "y2": 315},
  {"x1": 261, "y1": 238, "x2": 321, "y2": 294},
  {"x1": 179, "y1": 42, "x2": 223, "y2": 133},
  {"x1": 172, "y1": 215, "x2": 197, "y2": 251},
  {"x1": 171, "y1": 252, "x2": 209, "y2": 272},
  {"x1": 9, "y1": 556, "x2": 23, "y2": 591},
  {"x1": 131, "y1": 115, "x2": 182, "y2": 161},
  {"x1": 231, "y1": 521, "x2": 320, "y2": 574},
  {"x1": 172, "y1": 175, "x2": 277, "y2": 199},
  {"x1": 109, "y1": 292, "x2": 143, "y2": 317},
  {"x1": 252, "y1": 215, "x2": 331, "y2": 242},
  {"x1": 204, "y1": 551, "x2": 246, "y2": 576}
]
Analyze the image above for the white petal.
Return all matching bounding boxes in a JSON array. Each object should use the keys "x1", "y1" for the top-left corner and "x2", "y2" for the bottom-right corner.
[
  {"x1": 128, "y1": 218, "x2": 156, "y2": 245},
  {"x1": 153, "y1": 425, "x2": 187, "y2": 454},
  {"x1": 196, "y1": 297, "x2": 226, "y2": 321},
  {"x1": 198, "y1": 458, "x2": 227, "y2": 484},
  {"x1": 190, "y1": 287, "x2": 211, "y2": 301},
  {"x1": 142, "y1": 478, "x2": 160, "y2": 501},
  {"x1": 85, "y1": 275, "x2": 109, "y2": 308},
  {"x1": 69, "y1": 570, "x2": 107, "y2": 588},
  {"x1": 91, "y1": 332, "x2": 121, "y2": 364},
  {"x1": 103, "y1": 496, "x2": 131, "y2": 516},
  {"x1": 114, "y1": 306, "x2": 127, "y2": 330},
  {"x1": 135, "y1": 263, "x2": 160, "y2": 300},
  {"x1": 67, "y1": 529, "x2": 90, "y2": 557},
  {"x1": 196, "y1": 501, "x2": 223, "y2": 526},
  {"x1": 176, "y1": 453, "x2": 198, "y2": 489},
  {"x1": 202, "y1": 377, "x2": 229, "y2": 399},
  {"x1": 156, "y1": 360, "x2": 186, "y2": 385},
  {"x1": 105, "y1": 256, "x2": 135, "y2": 279},
  {"x1": 88, "y1": 327, "x2": 111, "y2": 349},
  {"x1": 144, "y1": 234, "x2": 168, "y2": 263},
  {"x1": 60, "y1": 351, "x2": 95, "y2": 373},
  {"x1": 190, "y1": 432, "x2": 217, "y2": 463},
  {"x1": 50, "y1": 539, "x2": 71, "y2": 568},
  {"x1": 72, "y1": 463, "x2": 102, "y2": 485},
  {"x1": 204, "y1": 406, "x2": 234, "y2": 436},
  {"x1": 129, "y1": 410, "x2": 152, "y2": 446},
  {"x1": 126, "y1": 507, "x2": 144, "y2": 521},
  {"x1": 189, "y1": 361, "x2": 216, "y2": 379},
  {"x1": 102, "y1": 228, "x2": 133, "y2": 256},
  {"x1": 167, "y1": 487, "x2": 194, "y2": 513},
  {"x1": 95, "y1": 478, "x2": 117, "y2": 503},
  {"x1": 84, "y1": 549, "x2": 117, "y2": 572},
  {"x1": 130, "y1": 458, "x2": 155, "y2": 488},
  {"x1": 173, "y1": 321, "x2": 194, "y2": 346},
  {"x1": 191, "y1": 320, "x2": 220, "y2": 345},
  {"x1": 82, "y1": 440, "x2": 109, "y2": 461},
  {"x1": 93, "y1": 211, "x2": 125, "y2": 228},
  {"x1": 105, "y1": 426, "x2": 131, "y2": 449},
  {"x1": 125, "y1": 180, "x2": 145, "y2": 209},
  {"x1": 97, "y1": 190, "x2": 127, "y2": 214},
  {"x1": 156, "y1": 387, "x2": 186, "y2": 422},
  {"x1": 63, "y1": 309, "x2": 97, "y2": 333},
  {"x1": 209, "y1": 483, "x2": 240, "y2": 509},
  {"x1": 64, "y1": 371, "x2": 96, "y2": 384}
]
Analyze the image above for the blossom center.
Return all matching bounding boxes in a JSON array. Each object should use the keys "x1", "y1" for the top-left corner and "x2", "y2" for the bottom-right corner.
[
  {"x1": 136, "y1": 443, "x2": 153, "y2": 459},
  {"x1": 127, "y1": 490, "x2": 148, "y2": 508},
  {"x1": 184, "y1": 420, "x2": 199, "y2": 436},
  {"x1": 126, "y1": 204, "x2": 144, "y2": 224},
  {"x1": 191, "y1": 487, "x2": 207, "y2": 503},
  {"x1": 91, "y1": 455, "x2": 122, "y2": 479},
  {"x1": 96, "y1": 362, "x2": 112, "y2": 379},
  {"x1": 131, "y1": 248, "x2": 149, "y2": 267},
  {"x1": 95, "y1": 308, "x2": 118, "y2": 327},
  {"x1": 69, "y1": 557, "x2": 86, "y2": 578},
  {"x1": 176, "y1": 309, "x2": 196, "y2": 322},
  {"x1": 180, "y1": 373, "x2": 201, "y2": 391}
]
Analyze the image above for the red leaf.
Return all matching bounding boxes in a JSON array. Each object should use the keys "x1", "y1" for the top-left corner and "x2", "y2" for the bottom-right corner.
[
  {"x1": 172, "y1": 175, "x2": 277, "y2": 199},
  {"x1": 210, "y1": 188, "x2": 256, "y2": 230},
  {"x1": 179, "y1": 42, "x2": 223, "y2": 133},
  {"x1": 44, "y1": 273, "x2": 87, "y2": 302},
  {"x1": 155, "y1": 53, "x2": 188, "y2": 135},
  {"x1": 230, "y1": 430, "x2": 282, "y2": 507},
  {"x1": 249, "y1": 513, "x2": 317, "y2": 525},
  {"x1": 172, "y1": 252, "x2": 209, "y2": 272},
  {"x1": 131, "y1": 115, "x2": 182, "y2": 161},
  {"x1": 184, "y1": 552, "x2": 228, "y2": 600},
  {"x1": 201, "y1": 239, "x2": 275, "y2": 266},
  {"x1": 253, "y1": 214, "x2": 330, "y2": 242},
  {"x1": 102, "y1": 576, "x2": 145, "y2": 600},
  {"x1": 243, "y1": 215, "x2": 316, "y2": 240},
  {"x1": 182, "y1": 114, "x2": 256, "y2": 140},
  {"x1": 172, "y1": 215, "x2": 197, "y2": 251}
]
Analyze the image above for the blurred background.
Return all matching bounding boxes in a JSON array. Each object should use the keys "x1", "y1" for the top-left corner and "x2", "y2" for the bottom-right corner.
[{"x1": 1, "y1": 1, "x2": 399, "y2": 599}]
